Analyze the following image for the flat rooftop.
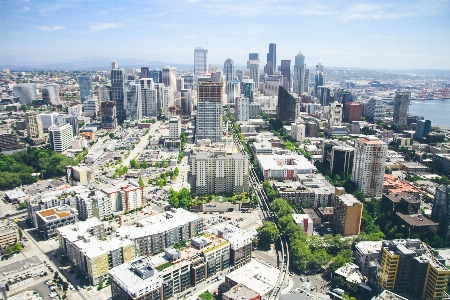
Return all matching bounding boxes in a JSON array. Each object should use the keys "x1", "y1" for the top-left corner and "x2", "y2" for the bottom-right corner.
[
  {"x1": 396, "y1": 212, "x2": 439, "y2": 227},
  {"x1": 355, "y1": 241, "x2": 382, "y2": 255},
  {"x1": 36, "y1": 206, "x2": 75, "y2": 222},
  {"x1": 0, "y1": 255, "x2": 42, "y2": 278},
  {"x1": 74, "y1": 236, "x2": 133, "y2": 259},
  {"x1": 57, "y1": 217, "x2": 103, "y2": 243}
]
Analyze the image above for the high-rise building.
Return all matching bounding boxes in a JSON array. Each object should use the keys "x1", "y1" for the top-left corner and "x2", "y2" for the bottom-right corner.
[
  {"x1": 378, "y1": 239, "x2": 450, "y2": 299},
  {"x1": 366, "y1": 97, "x2": 385, "y2": 121},
  {"x1": 48, "y1": 123, "x2": 74, "y2": 152},
  {"x1": 344, "y1": 102, "x2": 363, "y2": 122},
  {"x1": 393, "y1": 91, "x2": 411, "y2": 127},
  {"x1": 328, "y1": 101, "x2": 343, "y2": 128},
  {"x1": 333, "y1": 194, "x2": 363, "y2": 236},
  {"x1": 248, "y1": 60, "x2": 260, "y2": 92},
  {"x1": 431, "y1": 185, "x2": 450, "y2": 246},
  {"x1": 112, "y1": 61, "x2": 118, "y2": 70},
  {"x1": 248, "y1": 53, "x2": 259, "y2": 61},
  {"x1": 322, "y1": 140, "x2": 354, "y2": 177},
  {"x1": 265, "y1": 43, "x2": 276, "y2": 75},
  {"x1": 226, "y1": 80, "x2": 240, "y2": 105},
  {"x1": 191, "y1": 152, "x2": 249, "y2": 195},
  {"x1": 223, "y1": 59, "x2": 235, "y2": 82},
  {"x1": 127, "y1": 82, "x2": 142, "y2": 121},
  {"x1": 194, "y1": 47, "x2": 208, "y2": 75},
  {"x1": 140, "y1": 78, "x2": 158, "y2": 118},
  {"x1": 241, "y1": 79, "x2": 254, "y2": 103},
  {"x1": 196, "y1": 81, "x2": 224, "y2": 142},
  {"x1": 25, "y1": 111, "x2": 44, "y2": 139},
  {"x1": 140, "y1": 67, "x2": 149, "y2": 79},
  {"x1": 162, "y1": 86, "x2": 173, "y2": 116},
  {"x1": 182, "y1": 73, "x2": 195, "y2": 89},
  {"x1": 180, "y1": 89, "x2": 192, "y2": 115},
  {"x1": 101, "y1": 101, "x2": 117, "y2": 129},
  {"x1": 415, "y1": 119, "x2": 432, "y2": 139},
  {"x1": 290, "y1": 122, "x2": 306, "y2": 143},
  {"x1": 111, "y1": 69, "x2": 127, "y2": 123},
  {"x1": 176, "y1": 77, "x2": 184, "y2": 92},
  {"x1": 304, "y1": 68, "x2": 310, "y2": 94},
  {"x1": 316, "y1": 63, "x2": 324, "y2": 72},
  {"x1": 317, "y1": 86, "x2": 331, "y2": 106},
  {"x1": 293, "y1": 52, "x2": 305, "y2": 94},
  {"x1": 169, "y1": 116, "x2": 181, "y2": 140},
  {"x1": 149, "y1": 69, "x2": 162, "y2": 83},
  {"x1": 235, "y1": 95, "x2": 249, "y2": 121},
  {"x1": 352, "y1": 136, "x2": 387, "y2": 197},
  {"x1": 13, "y1": 83, "x2": 37, "y2": 104},
  {"x1": 79, "y1": 75, "x2": 92, "y2": 102},
  {"x1": 277, "y1": 86, "x2": 298, "y2": 124},
  {"x1": 42, "y1": 84, "x2": 60, "y2": 105},
  {"x1": 263, "y1": 75, "x2": 283, "y2": 96},
  {"x1": 280, "y1": 60, "x2": 291, "y2": 91},
  {"x1": 162, "y1": 66, "x2": 177, "y2": 90}
]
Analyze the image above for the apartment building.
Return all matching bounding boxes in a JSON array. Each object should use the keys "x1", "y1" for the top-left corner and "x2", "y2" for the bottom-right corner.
[
  {"x1": 25, "y1": 111, "x2": 44, "y2": 138},
  {"x1": 352, "y1": 136, "x2": 387, "y2": 197},
  {"x1": 48, "y1": 123, "x2": 74, "y2": 152},
  {"x1": 116, "y1": 209, "x2": 203, "y2": 256},
  {"x1": 257, "y1": 154, "x2": 316, "y2": 180},
  {"x1": 190, "y1": 152, "x2": 249, "y2": 195},
  {"x1": 101, "y1": 181, "x2": 144, "y2": 212},
  {"x1": 36, "y1": 205, "x2": 79, "y2": 240},
  {"x1": 333, "y1": 194, "x2": 363, "y2": 236},
  {"x1": 196, "y1": 81, "x2": 224, "y2": 142},
  {"x1": 75, "y1": 190, "x2": 112, "y2": 221},
  {"x1": 0, "y1": 224, "x2": 18, "y2": 248},
  {"x1": 354, "y1": 241, "x2": 382, "y2": 276}
]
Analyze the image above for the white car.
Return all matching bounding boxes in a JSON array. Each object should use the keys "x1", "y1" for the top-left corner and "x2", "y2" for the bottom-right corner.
[{"x1": 49, "y1": 292, "x2": 58, "y2": 298}]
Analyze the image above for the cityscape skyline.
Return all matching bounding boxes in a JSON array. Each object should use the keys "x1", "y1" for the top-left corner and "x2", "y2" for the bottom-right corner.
[{"x1": 1, "y1": 0, "x2": 450, "y2": 70}]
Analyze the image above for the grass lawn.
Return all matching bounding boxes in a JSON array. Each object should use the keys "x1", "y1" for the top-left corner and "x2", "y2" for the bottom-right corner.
[{"x1": 198, "y1": 291, "x2": 214, "y2": 300}]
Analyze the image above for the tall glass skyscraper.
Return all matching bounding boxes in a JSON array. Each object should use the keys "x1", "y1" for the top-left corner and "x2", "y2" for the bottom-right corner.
[
  {"x1": 294, "y1": 52, "x2": 305, "y2": 95},
  {"x1": 194, "y1": 47, "x2": 208, "y2": 75},
  {"x1": 265, "y1": 43, "x2": 276, "y2": 75},
  {"x1": 149, "y1": 69, "x2": 162, "y2": 83},
  {"x1": 196, "y1": 81, "x2": 224, "y2": 142},
  {"x1": 111, "y1": 69, "x2": 127, "y2": 123},
  {"x1": 79, "y1": 74, "x2": 92, "y2": 102},
  {"x1": 280, "y1": 60, "x2": 291, "y2": 92},
  {"x1": 223, "y1": 59, "x2": 235, "y2": 82},
  {"x1": 126, "y1": 82, "x2": 142, "y2": 121}
]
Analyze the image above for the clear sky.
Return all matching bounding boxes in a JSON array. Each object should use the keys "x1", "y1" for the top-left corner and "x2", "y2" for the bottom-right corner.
[{"x1": 1, "y1": 0, "x2": 450, "y2": 70}]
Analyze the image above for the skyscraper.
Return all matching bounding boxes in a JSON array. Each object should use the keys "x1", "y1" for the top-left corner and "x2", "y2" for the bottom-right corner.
[
  {"x1": 315, "y1": 71, "x2": 326, "y2": 97},
  {"x1": 223, "y1": 59, "x2": 235, "y2": 82},
  {"x1": 432, "y1": 185, "x2": 450, "y2": 246},
  {"x1": 149, "y1": 69, "x2": 162, "y2": 83},
  {"x1": 48, "y1": 123, "x2": 73, "y2": 153},
  {"x1": 111, "y1": 69, "x2": 127, "y2": 123},
  {"x1": 248, "y1": 60, "x2": 260, "y2": 92},
  {"x1": 241, "y1": 79, "x2": 254, "y2": 103},
  {"x1": 293, "y1": 52, "x2": 305, "y2": 94},
  {"x1": 415, "y1": 119, "x2": 432, "y2": 139},
  {"x1": 100, "y1": 101, "x2": 117, "y2": 129},
  {"x1": 265, "y1": 43, "x2": 276, "y2": 75},
  {"x1": 42, "y1": 84, "x2": 60, "y2": 105},
  {"x1": 112, "y1": 61, "x2": 118, "y2": 70},
  {"x1": 248, "y1": 53, "x2": 259, "y2": 61},
  {"x1": 393, "y1": 91, "x2": 411, "y2": 127},
  {"x1": 79, "y1": 74, "x2": 92, "y2": 102},
  {"x1": 317, "y1": 86, "x2": 331, "y2": 106},
  {"x1": 194, "y1": 47, "x2": 208, "y2": 75},
  {"x1": 226, "y1": 80, "x2": 240, "y2": 105},
  {"x1": 140, "y1": 78, "x2": 158, "y2": 118},
  {"x1": 161, "y1": 66, "x2": 177, "y2": 90},
  {"x1": 25, "y1": 111, "x2": 44, "y2": 138},
  {"x1": 140, "y1": 67, "x2": 149, "y2": 79},
  {"x1": 196, "y1": 81, "x2": 224, "y2": 142},
  {"x1": 280, "y1": 60, "x2": 291, "y2": 91},
  {"x1": 127, "y1": 82, "x2": 142, "y2": 121},
  {"x1": 277, "y1": 86, "x2": 297, "y2": 124},
  {"x1": 352, "y1": 136, "x2": 387, "y2": 197},
  {"x1": 13, "y1": 83, "x2": 37, "y2": 104}
]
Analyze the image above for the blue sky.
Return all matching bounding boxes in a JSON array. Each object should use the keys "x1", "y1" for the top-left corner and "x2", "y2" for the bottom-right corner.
[{"x1": 1, "y1": 0, "x2": 450, "y2": 70}]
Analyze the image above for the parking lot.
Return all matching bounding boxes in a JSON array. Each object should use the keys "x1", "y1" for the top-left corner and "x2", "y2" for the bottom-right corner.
[{"x1": 197, "y1": 208, "x2": 263, "y2": 232}]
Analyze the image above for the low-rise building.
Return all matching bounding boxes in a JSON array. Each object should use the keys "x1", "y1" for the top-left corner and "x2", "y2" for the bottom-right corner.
[
  {"x1": 257, "y1": 154, "x2": 316, "y2": 180},
  {"x1": 0, "y1": 224, "x2": 18, "y2": 248},
  {"x1": 36, "y1": 205, "x2": 79, "y2": 240},
  {"x1": 0, "y1": 256, "x2": 46, "y2": 291},
  {"x1": 68, "y1": 165, "x2": 95, "y2": 185},
  {"x1": 293, "y1": 214, "x2": 313, "y2": 236},
  {"x1": 222, "y1": 284, "x2": 260, "y2": 300},
  {"x1": 354, "y1": 241, "x2": 382, "y2": 276}
]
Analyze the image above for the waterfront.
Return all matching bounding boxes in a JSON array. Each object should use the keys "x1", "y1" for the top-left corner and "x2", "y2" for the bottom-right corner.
[{"x1": 409, "y1": 98, "x2": 450, "y2": 127}]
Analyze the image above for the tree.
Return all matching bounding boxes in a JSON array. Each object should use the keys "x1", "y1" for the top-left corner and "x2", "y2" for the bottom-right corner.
[
  {"x1": 154, "y1": 161, "x2": 160, "y2": 168},
  {"x1": 130, "y1": 159, "x2": 140, "y2": 169},
  {"x1": 138, "y1": 176, "x2": 145, "y2": 188},
  {"x1": 13, "y1": 242, "x2": 22, "y2": 253},
  {"x1": 18, "y1": 228, "x2": 23, "y2": 240},
  {"x1": 385, "y1": 166, "x2": 392, "y2": 174},
  {"x1": 5, "y1": 245, "x2": 13, "y2": 255},
  {"x1": 257, "y1": 222, "x2": 279, "y2": 249},
  {"x1": 141, "y1": 160, "x2": 148, "y2": 169},
  {"x1": 218, "y1": 282, "x2": 232, "y2": 296}
]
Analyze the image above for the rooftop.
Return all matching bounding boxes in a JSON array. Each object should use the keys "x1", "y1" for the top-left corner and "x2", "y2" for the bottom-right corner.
[
  {"x1": 337, "y1": 194, "x2": 361, "y2": 206},
  {"x1": 74, "y1": 236, "x2": 133, "y2": 259},
  {"x1": 257, "y1": 154, "x2": 316, "y2": 171},
  {"x1": 355, "y1": 241, "x2": 382, "y2": 255},
  {"x1": 36, "y1": 205, "x2": 76, "y2": 222},
  {"x1": 358, "y1": 136, "x2": 386, "y2": 145},
  {"x1": 0, "y1": 255, "x2": 42, "y2": 278},
  {"x1": 396, "y1": 212, "x2": 438, "y2": 227},
  {"x1": 57, "y1": 217, "x2": 103, "y2": 243}
]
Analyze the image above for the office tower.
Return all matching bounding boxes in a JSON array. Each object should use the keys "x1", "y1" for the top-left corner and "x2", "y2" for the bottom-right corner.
[
  {"x1": 127, "y1": 82, "x2": 142, "y2": 121},
  {"x1": 180, "y1": 89, "x2": 192, "y2": 115},
  {"x1": 223, "y1": 59, "x2": 235, "y2": 82},
  {"x1": 432, "y1": 185, "x2": 450, "y2": 246},
  {"x1": 241, "y1": 79, "x2": 254, "y2": 103},
  {"x1": 315, "y1": 65, "x2": 326, "y2": 97},
  {"x1": 322, "y1": 140, "x2": 354, "y2": 177},
  {"x1": 352, "y1": 136, "x2": 387, "y2": 197},
  {"x1": 196, "y1": 81, "x2": 224, "y2": 142},
  {"x1": 303, "y1": 68, "x2": 309, "y2": 94},
  {"x1": 162, "y1": 66, "x2": 177, "y2": 90},
  {"x1": 265, "y1": 43, "x2": 276, "y2": 75},
  {"x1": 79, "y1": 74, "x2": 92, "y2": 102},
  {"x1": 42, "y1": 84, "x2": 60, "y2": 105},
  {"x1": 176, "y1": 77, "x2": 184, "y2": 92},
  {"x1": 101, "y1": 101, "x2": 117, "y2": 129},
  {"x1": 249, "y1": 102, "x2": 261, "y2": 119},
  {"x1": 393, "y1": 91, "x2": 411, "y2": 127},
  {"x1": 194, "y1": 47, "x2": 208, "y2": 75},
  {"x1": 162, "y1": 87, "x2": 173, "y2": 116},
  {"x1": 56, "y1": 114, "x2": 79, "y2": 136},
  {"x1": 13, "y1": 83, "x2": 37, "y2": 104},
  {"x1": 99, "y1": 85, "x2": 110, "y2": 102},
  {"x1": 333, "y1": 194, "x2": 363, "y2": 236},
  {"x1": 48, "y1": 123, "x2": 73, "y2": 152},
  {"x1": 182, "y1": 73, "x2": 195, "y2": 89},
  {"x1": 277, "y1": 86, "x2": 298, "y2": 124},
  {"x1": 209, "y1": 63, "x2": 221, "y2": 72},
  {"x1": 226, "y1": 80, "x2": 240, "y2": 105},
  {"x1": 336, "y1": 89, "x2": 354, "y2": 105},
  {"x1": 280, "y1": 60, "x2": 291, "y2": 91},
  {"x1": 367, "y1": 97, "x2": 385, "y2": 121},
  {"x1": 328, "y1": 101, "x2": 343, "y2": 127},
  {"x1": 169, "y1": 116, "x2": 181, "y2": 139},
  {"x1": 111, "y1": 69, "x2": 127, "y2": 123},
  {"x1": 25, "y1": 111, "x2": 44, "y2": 138},
  {"x1": 235, "y1": 95, "x2": 249, "y2": 121},
  {"x1": 290, "y1": 122, "x2": 306, "y2": 143},
  {"x1": 344, "y1": 102, "x2": 363, "y2": 122},
  {"x1": 263, "y1": 75, "x2": 283, "y2": 96},
  {"x1": 149, "y1": 69, "x2": 162, "y2": 83},
  {"x1": 140, "y1": 67, "x2": 149, "y2": 79},
  {"x1": 317, "y1": 86, "x2": 331, "y2": 106},
  {"x1": 140, "y1": 79, "x2": 158, "y2": 118},
  {"x1": 191, "y1": 152, "x2": 249, "y2": 194},
  {"x1": 248, "y1": 53, "x2": 259, "y2": 61},
  {"x1": 153, "y1": 83, "x2": 164, "y2": 115},
  {"x1": 112, "y1": 61, "x2": 118, "y2": 69},
  {"x1": 248, "y1": 60, "x2": 260, "y2": 92},
  {"x1": 293, "y1": 52, "x2": 306, "y2": 94},
  {"x1": 415, "y1": 119, "x2": 432, "y2": 139},
  {"x1": 378, "y1": 239, "x2": 450, "y2": 299},
  {"x1": 39, "y1": 112, "x2": 58, "y2": 130}
]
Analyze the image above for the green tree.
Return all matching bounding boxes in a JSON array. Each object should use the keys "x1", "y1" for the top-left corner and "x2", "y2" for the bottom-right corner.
[
  {"x1": 257, "y1": 222, "x2": 279, "y2": 248},
  {"x1": 141, "y1": 160, "x2": 148, "y2": 169},
  {"x1": 270, "y1": 198, "x2": 294, "y2": 218},
  {"x1": 154, "y1": 161, "x2": 160, "y2": 168},
  {"x1": 138, "y1": 176, "x2": 145, "y2": 188},
  {"x1": 5, "y1": 245, "x2": 13, "y2": 255},
  {"x1": 18, "y1": 228, "x2": 23, "y2": 240},
  {"x1": 130, "y1": 159, "x2": 140, "y2": 169},
  {"x1": 385, "y1": 166, "x2": 392, "y2": 174}
]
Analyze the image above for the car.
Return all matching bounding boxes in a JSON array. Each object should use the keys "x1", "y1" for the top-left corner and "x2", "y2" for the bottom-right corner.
[
  {"x1": 76, "y1": 286, "x2": 81, "y2": 290},
  {"x1": 49, "y1": 292, "x2": 57, "y2": 298}
]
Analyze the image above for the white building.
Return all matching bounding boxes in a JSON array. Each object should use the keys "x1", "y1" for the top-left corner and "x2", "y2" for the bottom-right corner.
[
  {"x1": 127, "y1": 82, "x2": 142, "y2": 121},
  {"x1": 257, "y1": 154, "x2": 316, "y2": 180},
  {"x1": 352, "y1": 136, "x2": 387, "y2": 197},
  {"x1": 83, "y1": 97, "x2": 99, "y2": 115},
  {"x1": 291, "y1": 122, "x2": 306, "y2": 143},
  {"x1": 48, "y1": 123, "x2": 73, "y2": 152},
  {"x1": 140, "y1": 78, "x2": 158, "y2": 118},
  {"x1": 354, "y1": 241, "x2": 382, "y2": 276},
  {"x1": 161, "y1": 66, "x2": 177, "y2": 90},
  {"x1": 366, "y1": 97, "x2": 385, "y2": 122},
  {"x1": 76, "y1": 190, "x2": 112, "y2": 221},
  {"x1": 42, "y1": 84, "x2": 60, "y2": 105},
  {"x1": 293, "y1": 214, "x2": 313, "y2": 236},
  {"x1": 196, "y1": 81, "x2": 224, "y2": 142},
  {"x1": 40, "y1": 112, "x2": 58, "y2": 130},
  {"x1": 169, "y1": 116, "x2": 181, "y2": 139},
  {"x1": 248, "y1": 60, "x2": 260, "y2": 92},
  {"x1": 328, "y1": 101, "x2": 343, "y2": 127},
  {"x1": 13, "y1": 83, "x2": 37, "y2": 104},
  {"x1": 68, "y1": 104, "x2": 83, "y2": 117},
  {"x1": 235, "y1": 94, "x2": 249, "y2": 121}
]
